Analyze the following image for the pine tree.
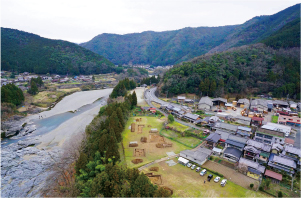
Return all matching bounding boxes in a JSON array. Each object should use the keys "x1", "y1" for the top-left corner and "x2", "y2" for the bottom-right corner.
[
  {"x1": 132, "y1": 91, "x2": 137, "y2": 106},
  {"x1": 109, "y1": 112, "x2": 122, "y2": 142},
  {"x1": 116, "y1": 107, "x2": 125, "y2": 127}
]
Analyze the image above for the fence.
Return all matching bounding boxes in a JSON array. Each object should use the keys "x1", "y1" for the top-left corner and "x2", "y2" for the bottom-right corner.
[{"x1": 159, "y1": 129, "x2": 203, "y2": 149}]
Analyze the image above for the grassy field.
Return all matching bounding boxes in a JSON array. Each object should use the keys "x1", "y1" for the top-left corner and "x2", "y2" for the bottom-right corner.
[
  {"x1": 161, "y1": 129, "x2": 202, "y2": 148},
  {"x1": 143, "y1": 161, "x2": 268, "y2": 197},
  {"x1": 263, "y1": 182, "x2": 299, "y2": 197},
  {"x1": 271, "y1": 115, "x2": 279, "y2": 123},
  {"x1": 122, "y1": 116, "x2": 190, "y2": 168},
  {"x1": 167, "y1": 122, "x2": 190, "y2": 132}
]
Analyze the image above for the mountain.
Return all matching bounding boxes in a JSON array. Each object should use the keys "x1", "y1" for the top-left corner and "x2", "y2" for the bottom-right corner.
[
  {"x1": 1, "y1": 28, "x2": 115, "y2": 75},
  {"x1": 261, "y1": 18, "x2": 300, "y2": 49},
  {"x1": 80, "y1": 4, "x2": 300, "y2": 66},
  {"x1": 159, "y1": 43, "x2": 300, "y2": 99}
]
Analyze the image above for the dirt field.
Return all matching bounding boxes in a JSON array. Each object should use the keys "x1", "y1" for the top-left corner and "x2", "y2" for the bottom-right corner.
[
  {"x1": 122, "y1": 116, "x2": 190, "y2": 168},
  {"x1": 143, "y1": 161, "x2": 267, "y2": 197},
  {"x1": 202, "y1": 160, "x2": 259, "y2": 189},
  {"x1": 149, "y1": 134, "x2": 165, "y2": 142}
]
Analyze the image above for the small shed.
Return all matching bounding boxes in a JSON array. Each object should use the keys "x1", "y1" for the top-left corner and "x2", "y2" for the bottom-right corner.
[
  {"x1": 264, "y1": 169, "x2": 282, "y2": 183},
  {"x1": 212, "y1": 147, "x2": 222, "y2": 155},
  {"x1": 131, "y1": 123, "x2": 135, "y2": 132},
  {"x1": 149, "y1": 128, "x2": 158, "y2": 133},
  {"x1": 178, "y1": 157, "x2": 189, "y2": 166}
]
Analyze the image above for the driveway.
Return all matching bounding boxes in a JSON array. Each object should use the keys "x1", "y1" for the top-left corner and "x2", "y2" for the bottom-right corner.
[{"x1": 202, "y1": 160, "x2": 259, "y2": 189}]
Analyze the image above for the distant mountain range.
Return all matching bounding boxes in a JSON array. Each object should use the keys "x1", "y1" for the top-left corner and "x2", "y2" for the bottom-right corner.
[
  {"x1": 80, "y1": 4, "x2": 300, "y2": 66},
  {"x1": 1, "y1": 28, "x2": 115, "y2": 75}
]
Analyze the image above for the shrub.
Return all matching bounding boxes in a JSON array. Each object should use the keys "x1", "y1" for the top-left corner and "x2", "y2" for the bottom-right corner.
[
  {"x1": 250, "y1": 183, "x2": 254, "y2": 189},
  {"x1": 168, "y1": 114, "x2": 174, "y2": 123},
  {"x1": 278, "y1": 191, "x2": 283, "y2": 197},
  {"x1": 259, "y1": 186, "x2": 263, "y2": 191}
]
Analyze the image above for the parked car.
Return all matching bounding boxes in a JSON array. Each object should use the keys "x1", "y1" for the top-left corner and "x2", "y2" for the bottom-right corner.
[
  {"x1": 214, "y1": 176, "x2": 220, "y2": 183},
  {"x1": 187, "y1": 163, "x2": 192, "y2": 168},
  {"x1": 221, "y1": 179, "x2": 227, "y2": 187},
  {"x1": 191, "y1": 165, "x2": 196, "y2": 170},
  {"x1": 207, "y1": 174, "x2": 213, "y2": 182},
  {"x1": 195, "y1": 167, "x2": 201, "y2": 172},
  {"x1": 200, "y1": 169, "x2": 207, "y2": 176}
]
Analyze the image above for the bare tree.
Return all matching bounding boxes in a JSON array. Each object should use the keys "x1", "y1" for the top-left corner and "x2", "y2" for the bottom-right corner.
[{"x1": 237, "y1": 163, "x2": 248, "y2": 175}]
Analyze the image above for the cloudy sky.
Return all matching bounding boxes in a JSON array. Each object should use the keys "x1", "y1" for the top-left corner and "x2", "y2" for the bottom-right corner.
[{"x1": 1, "y1": 0, "x2": 300, "y2": 43}]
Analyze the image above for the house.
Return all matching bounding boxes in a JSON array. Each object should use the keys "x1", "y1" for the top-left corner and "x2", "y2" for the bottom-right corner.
[
  {"x1": 278, "y1": 115, "x2": 301, "y2": 127},
  {"x1": 237, "y1": 98, "x2": 250, "y2": 108},
  {"x1": 251, "y1": 116, "x2": 264, "y2": 126},
  {"x1": 281, "y1": 146, "x2": 301, "y2": 165},
  {"x1": 22, "y1": 72, "x2": 29, "y2": 76},
  {"x1": 149, "y1": 108, "x2": 156, "y2": 113},
  {"x1": 225, "y1": 103, "x2": 233, "y2": 110},
  {"x1": 223, "y1": 147, "x2": 242, "y2": 162},
  {"x1": 243, "y1": 139, "x2": 271, "y2": 164},
  {"x1": 184, "y1": 99, "x2": 194, "y2": 103},
  {"x1": 272, "y1": 100, "x2": 289, "y2": 108},
  {"x1": 53, "y1": 75, "x2": 61, "y2": 79},
  {"x1": 166, "y1": 104, "x2": 175, "y2": 112},
  {"x1": 235, "y1": 115, "x2": 251, "y2": 126},
  {"x1": 195, "y1": 117, "x2": 210, "y2": 126},
  {"x1": 284, "y1": 138, "x2": 294, "y2": 147},
  {"x1": 215, "y1": 129, "x2": 231, "y2": 142},
  {"x1": 212, "y1": 98, "x2": 227, "y2": 106},
  {"x1": 289, "y1": 101, "x2": 297, "y2": 109},
  {"x1": 267, "y1": 102, "x2": 274, "y2": 112},
  {"x1": 264, "y1": 170, "x2": 283, "y2": 184},
  {"x1": 212, "y1": 147, "x2": 222, "y2": 156},
  {"x1": 141, "y1": 107, "x2": 150, "y2": 111},
  {"x1": 225, "y1": 134, "x2": 248, "y2": 151},
  {"x1": 205, "y1": 133, "x2": 221, "y2": 149},
  {"x1": 238, "y1": 158, "x2": 266, "y2": 180},
  {"x1": 236, "y1": 126, "x2": 252, "y2": 137},
  {"x1": 209, "y1": 116, "x2": 219, "y2": 124},
  {"x1": 177, "y1": 96, "x2": 186, "y2": 103},
  {"x1": 250, "y1": 99, "x2": 268, "y2": 113},
  {"x1": 198, "y1": 96, "x2": 213, "y2": 110},
  {"x1": 261, "y1": 122, "x2": 291, "y2": 137},
  {"x1": 271, "y1": 143, "x2": 284, "y2": 155},
  {"x1": 17, "y1": 77, "x2": 25, "y2": 82},
  {"x1": 180, "y1": 147, "x2": 212, "y2": 166},
  {"x1": 268, "y1": 153, "x2": 296, "y2": 175},
  {"x1": 141, "y1": 84, "x2": 147, "y2": 87},
  {"x1": 213, "y1": 122, "x2": 238, "y2": 134},
  {"x1": 254, "y1": 127, "x2": 285, "y2": 146},
  {"x1": 182, "y1": 113, "x2": 200, "y2": 123}
]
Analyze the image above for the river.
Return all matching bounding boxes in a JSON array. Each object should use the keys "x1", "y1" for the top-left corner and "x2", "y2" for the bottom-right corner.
[{"x1": 1, "y1": 88, "x2": 112, "y2": 197}]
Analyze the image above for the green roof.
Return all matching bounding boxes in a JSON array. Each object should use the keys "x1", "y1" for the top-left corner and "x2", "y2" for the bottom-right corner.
[{"x1": 260, "y1": 152, "x2": 270, "y2": 158}]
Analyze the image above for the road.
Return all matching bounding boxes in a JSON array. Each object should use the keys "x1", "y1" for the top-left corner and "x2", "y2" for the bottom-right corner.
[{"x1": 144, "y1": 87, "x2": 203, "y2": 130}]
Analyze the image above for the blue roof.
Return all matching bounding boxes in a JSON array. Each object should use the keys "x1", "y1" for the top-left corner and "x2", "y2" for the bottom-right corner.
[
  {"x1": 225, "y1": 139, "x2": 245, "y2": 148},
  {"x1": 248, "y1": 167, "x2": 262, "y2": 175},
  {"x1": 224, "y1": 147, "x2": 242, "y2": 158}
]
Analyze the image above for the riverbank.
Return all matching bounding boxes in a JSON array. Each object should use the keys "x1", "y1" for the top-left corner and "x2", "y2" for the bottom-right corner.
[{"x1": 1, "y1": 89, "x2": 112, "y2": 197}]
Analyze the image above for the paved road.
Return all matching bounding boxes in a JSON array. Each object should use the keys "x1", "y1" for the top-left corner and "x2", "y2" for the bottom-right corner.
[
  {"x1": 144, "y1": 87, "x2": 203, "y2": 130},
  {"x1": 138, "y1": 154, "x2": 179, "y2": 171}
]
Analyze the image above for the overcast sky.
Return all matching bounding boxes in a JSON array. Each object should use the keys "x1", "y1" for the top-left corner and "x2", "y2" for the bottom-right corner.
[{"x1": 1, "y1": 0, "x2": 300, "y2": 43}]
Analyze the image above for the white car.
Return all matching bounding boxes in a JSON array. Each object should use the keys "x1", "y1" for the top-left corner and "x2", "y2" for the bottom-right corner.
[
  {"x1": 220, "y1": 179, "x2": 227, "y2": 186},
  {"x1": 200, "y1": 169, "x2": 207, "y2": 176},
  {"x1": 187, "y1": 163, "x2": 192, "y2": 168},
  {"x1": 191, "y1": 165, "x2": 196, "y2": 170},
  {"x1": 214, "y1": 176, "x2": 220, "y2": 182},
  {"x1": 195, "y1": 167, "x2": 201, "y2": 172}
]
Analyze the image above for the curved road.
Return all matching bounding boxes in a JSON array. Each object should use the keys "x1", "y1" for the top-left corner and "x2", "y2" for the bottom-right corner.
[{"x1": 144, "y1": 87, "x2": 203, "y2": 130}]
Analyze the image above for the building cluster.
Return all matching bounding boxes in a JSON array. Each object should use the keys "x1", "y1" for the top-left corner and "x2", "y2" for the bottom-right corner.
[{"x1": 175, "y1": 95, "x2": 300, "y2": 183}]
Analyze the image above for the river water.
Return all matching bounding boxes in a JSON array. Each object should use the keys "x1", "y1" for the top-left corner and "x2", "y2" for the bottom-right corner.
[
  {"x1": 1, "y1": 98, "x2": 105, "y2": 147},
  {"x1": 1, "y1": 89, "x2": 112, "y2": 197}
]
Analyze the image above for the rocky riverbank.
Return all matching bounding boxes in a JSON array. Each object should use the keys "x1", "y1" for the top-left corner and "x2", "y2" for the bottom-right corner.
[{"x1": 1, "y1": 89, "x2": 112, "y2": 197}]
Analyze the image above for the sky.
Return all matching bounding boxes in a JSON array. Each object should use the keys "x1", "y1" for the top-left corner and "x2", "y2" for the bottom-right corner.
[{"x1": 1, "y1": 0, "x2": 300, "y2": 43}]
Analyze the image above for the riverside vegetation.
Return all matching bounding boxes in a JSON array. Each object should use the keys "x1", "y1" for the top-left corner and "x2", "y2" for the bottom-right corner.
[{"x1": 49, "y1": 80, "x2": 170, "y2": 197}]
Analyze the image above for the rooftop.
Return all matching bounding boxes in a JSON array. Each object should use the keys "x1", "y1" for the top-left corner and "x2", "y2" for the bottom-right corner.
[
  {"x1": 224, "y1": 147, "x2": 242, "y2": 158},
  {"x1": 237, "y1": 98, "x2": 250, "y2": 105},
  {"x1": 212, "y1": 97, "x2": 227, "y2": 103},
  {"x1": 246, "y1": 139, "x2": 271, "y2": 152},
  {"x1": 264, "y1": 169, "x2": 283, "y2": 181},
  {"x1": 198, "y1": 96, "x2": 213, "y2": 106},
  {"x1": 183, "y1": 113, "x2": 199, "y2": 120},
  {"x1": 239, "y1": 158, "x2": 265, "y2": 173},
  {"x1": 284, "y1": 146, "x2": 301, "y2": 157},
  {"x1": 205, "y1": 133, "x2": 221, "y2": 143},
  {"x1": 214, "y1": 122, "x2": 238, "y2": 132},
  {"x1": 271, "y1": 154, "x2": 296, "y2": 168}
]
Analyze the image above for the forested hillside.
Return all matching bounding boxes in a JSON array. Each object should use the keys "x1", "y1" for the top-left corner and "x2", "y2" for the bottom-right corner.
[
  {"x1": 160, "y1": 44, "x2": 300, "y2": 99},
  {"x1": 261, "y1": 18, "x2": 300, "y2": 49},
  {"x1": 80, "y1": 4, "x2": 300, "y2": 66},
  {"x1": 1, "y1": 28, "x2": 116, "y2": 75}
]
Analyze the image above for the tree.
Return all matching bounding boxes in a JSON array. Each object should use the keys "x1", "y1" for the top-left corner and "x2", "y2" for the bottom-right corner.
[
  {"x1": 265, "y1": 178, "x2": 271, "y2": 190},
  {"x1": 132, "y1": 91, "x2": 137, "y2": 106},
  {"x1": 250, "y1": 183, "x2": 254, "y2": 190},
  {"x1": 278, "y1": 191, "x2": 283, "y2": 197},
  {"x1": 92, "y1": 75, "x2": 95, "y2": 82},
  {"x1": 168, "y1": 114, "x2": 174, "y2": 123},
  {"x1": 209, "y1": 80, "x2": 217, "y2": 97},
  {"x1": 28, "y1": 80, "x2": 38, "y2": 95}
]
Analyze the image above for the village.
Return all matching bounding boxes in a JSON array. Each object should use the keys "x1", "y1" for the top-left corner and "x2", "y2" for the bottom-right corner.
[{"x1": 120, "y1": 86, "x2": 301, "y2": 197}]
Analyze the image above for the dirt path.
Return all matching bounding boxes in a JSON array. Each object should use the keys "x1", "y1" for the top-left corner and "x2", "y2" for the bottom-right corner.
[{"x1": 202, "y1": 160, "x2": 259, "y2": 189}]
